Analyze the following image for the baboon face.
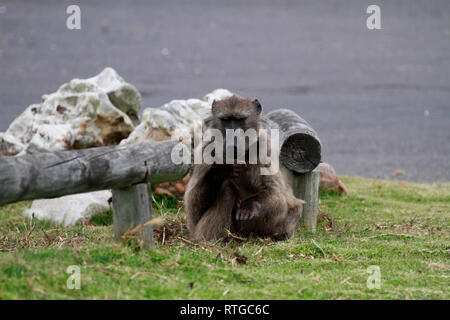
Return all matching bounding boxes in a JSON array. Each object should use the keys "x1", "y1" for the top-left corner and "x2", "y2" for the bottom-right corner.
[
  {"x1": 211, "y1": 96, "x2": 262, "y2": 134},
  {"x1": 210, "y1": 96, "x2": 262, "y2": 157}
]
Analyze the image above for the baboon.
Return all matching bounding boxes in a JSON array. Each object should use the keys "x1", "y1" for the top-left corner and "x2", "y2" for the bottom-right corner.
[{"x1": 184, "y1": 96, "x2": 303, "y2": 241}]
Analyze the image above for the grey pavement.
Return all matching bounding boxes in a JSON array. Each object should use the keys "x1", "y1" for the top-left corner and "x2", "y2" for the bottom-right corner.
[{"x1": 0, "y1": 0, "x2": 449, "y2": 182}]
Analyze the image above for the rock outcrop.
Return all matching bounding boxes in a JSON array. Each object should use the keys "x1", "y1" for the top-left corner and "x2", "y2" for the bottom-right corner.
[
  {"x1": 0, "y1": 67, "x2": 141, "y2": 155},
  {"x1": 121, "y1": 88, "x2": 233, "y2": 145},
  {"x1": 23, "y1": 190, "x2": 112, "y2": 226}
]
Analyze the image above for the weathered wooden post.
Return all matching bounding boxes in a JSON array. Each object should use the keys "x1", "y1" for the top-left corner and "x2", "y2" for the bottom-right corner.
[
  {"x1": 112, "y1": 183, "x2": 153, "y2": 249},
  {"x1": 266, "y1": 109, "x2": 322, "y2": 231},
  {"x1": 282, "y1": 168, "x2": 320, "y2": 231}
]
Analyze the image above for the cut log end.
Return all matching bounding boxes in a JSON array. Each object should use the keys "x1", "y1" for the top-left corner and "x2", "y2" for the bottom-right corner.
[
  {"x1": 266, "y1": 109, "x2": 322, "y2": 173},
  {"x1": 280, "y1": 133, "x2": 321, "y2": 173}
]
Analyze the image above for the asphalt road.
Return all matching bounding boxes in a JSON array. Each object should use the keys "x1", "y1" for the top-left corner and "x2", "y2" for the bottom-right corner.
[{"x1": 0, "y1": 0, "x2": 449, "y2": 182}]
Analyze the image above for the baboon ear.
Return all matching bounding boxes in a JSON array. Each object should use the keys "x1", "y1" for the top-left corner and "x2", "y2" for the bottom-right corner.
[
  {"x1": 252, "y1": 99, "x2": 262, "y2": 115},
  {"x1": 211, "y1": 100, "x2": 218, "y2": 115}
]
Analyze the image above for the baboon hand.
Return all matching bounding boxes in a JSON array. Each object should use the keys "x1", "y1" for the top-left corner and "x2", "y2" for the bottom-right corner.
[
  {"x1": 236, "y1": 198, "x2": 261, "y2": 221},
  {"x1": 210, "y1": 164, "x2": 241, "y2": 181},
  {"x1": 231, "y1": 164, "x2": 244, "y2": 178}
]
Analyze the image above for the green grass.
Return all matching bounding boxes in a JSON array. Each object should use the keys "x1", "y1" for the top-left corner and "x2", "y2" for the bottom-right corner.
[{"x1": 0, "y1": 177, "x2": 448, "y2": 299}]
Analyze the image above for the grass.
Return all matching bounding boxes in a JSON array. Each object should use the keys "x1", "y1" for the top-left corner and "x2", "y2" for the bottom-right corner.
[{"x1": 0, "y1": 177, "x2": 448, "y2": 299}]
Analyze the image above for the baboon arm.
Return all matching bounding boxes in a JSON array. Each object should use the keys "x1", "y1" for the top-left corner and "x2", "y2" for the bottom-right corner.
[
  {"x1": 192, "y1": 181, "x2": 236, "y2": 240},
  {"x1": 184, "y1": 164, "x2": 220, "y2": 226}
]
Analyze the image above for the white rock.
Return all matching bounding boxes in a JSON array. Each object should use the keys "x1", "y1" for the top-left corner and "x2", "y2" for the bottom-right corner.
[
  {"x1": 0, "y1": 67, "x2": 140, "y2": 156},
  {"x1": 21, "y1": 124, "x2": 73, "y2": 154},
  {"x1": 93, "y1": 67, "x2": 142, "y2": 124},
  {"x1": 203, "y1": 88, "x2": 234, "y2": 103},
  {"x1": 121, "y1": 88, "x2": 233, "y2": 145},
  {"x1": 0, "y1": 132, "x2": 25, "y2": 155},
  {"x1": 23, "y1": 190, "x2": 112, "y2": 226},
  {"x1": 317, "y1": 162, "x2": 336, "y2": 176}
]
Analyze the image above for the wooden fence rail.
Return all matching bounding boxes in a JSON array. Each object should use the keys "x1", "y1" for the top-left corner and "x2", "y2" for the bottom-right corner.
[{"x1": 0, "y1": 140, "x2": 189, "y2": 205}]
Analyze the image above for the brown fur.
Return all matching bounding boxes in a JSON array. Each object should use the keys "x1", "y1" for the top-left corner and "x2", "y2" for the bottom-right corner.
[{"x1": 184, "y1": 96, "x2": 303, "y2": 241}]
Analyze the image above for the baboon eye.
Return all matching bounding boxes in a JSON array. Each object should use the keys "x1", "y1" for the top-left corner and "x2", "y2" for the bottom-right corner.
[{"x1": 220, "y1": 116, "x2": 246, "y2": 125}]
